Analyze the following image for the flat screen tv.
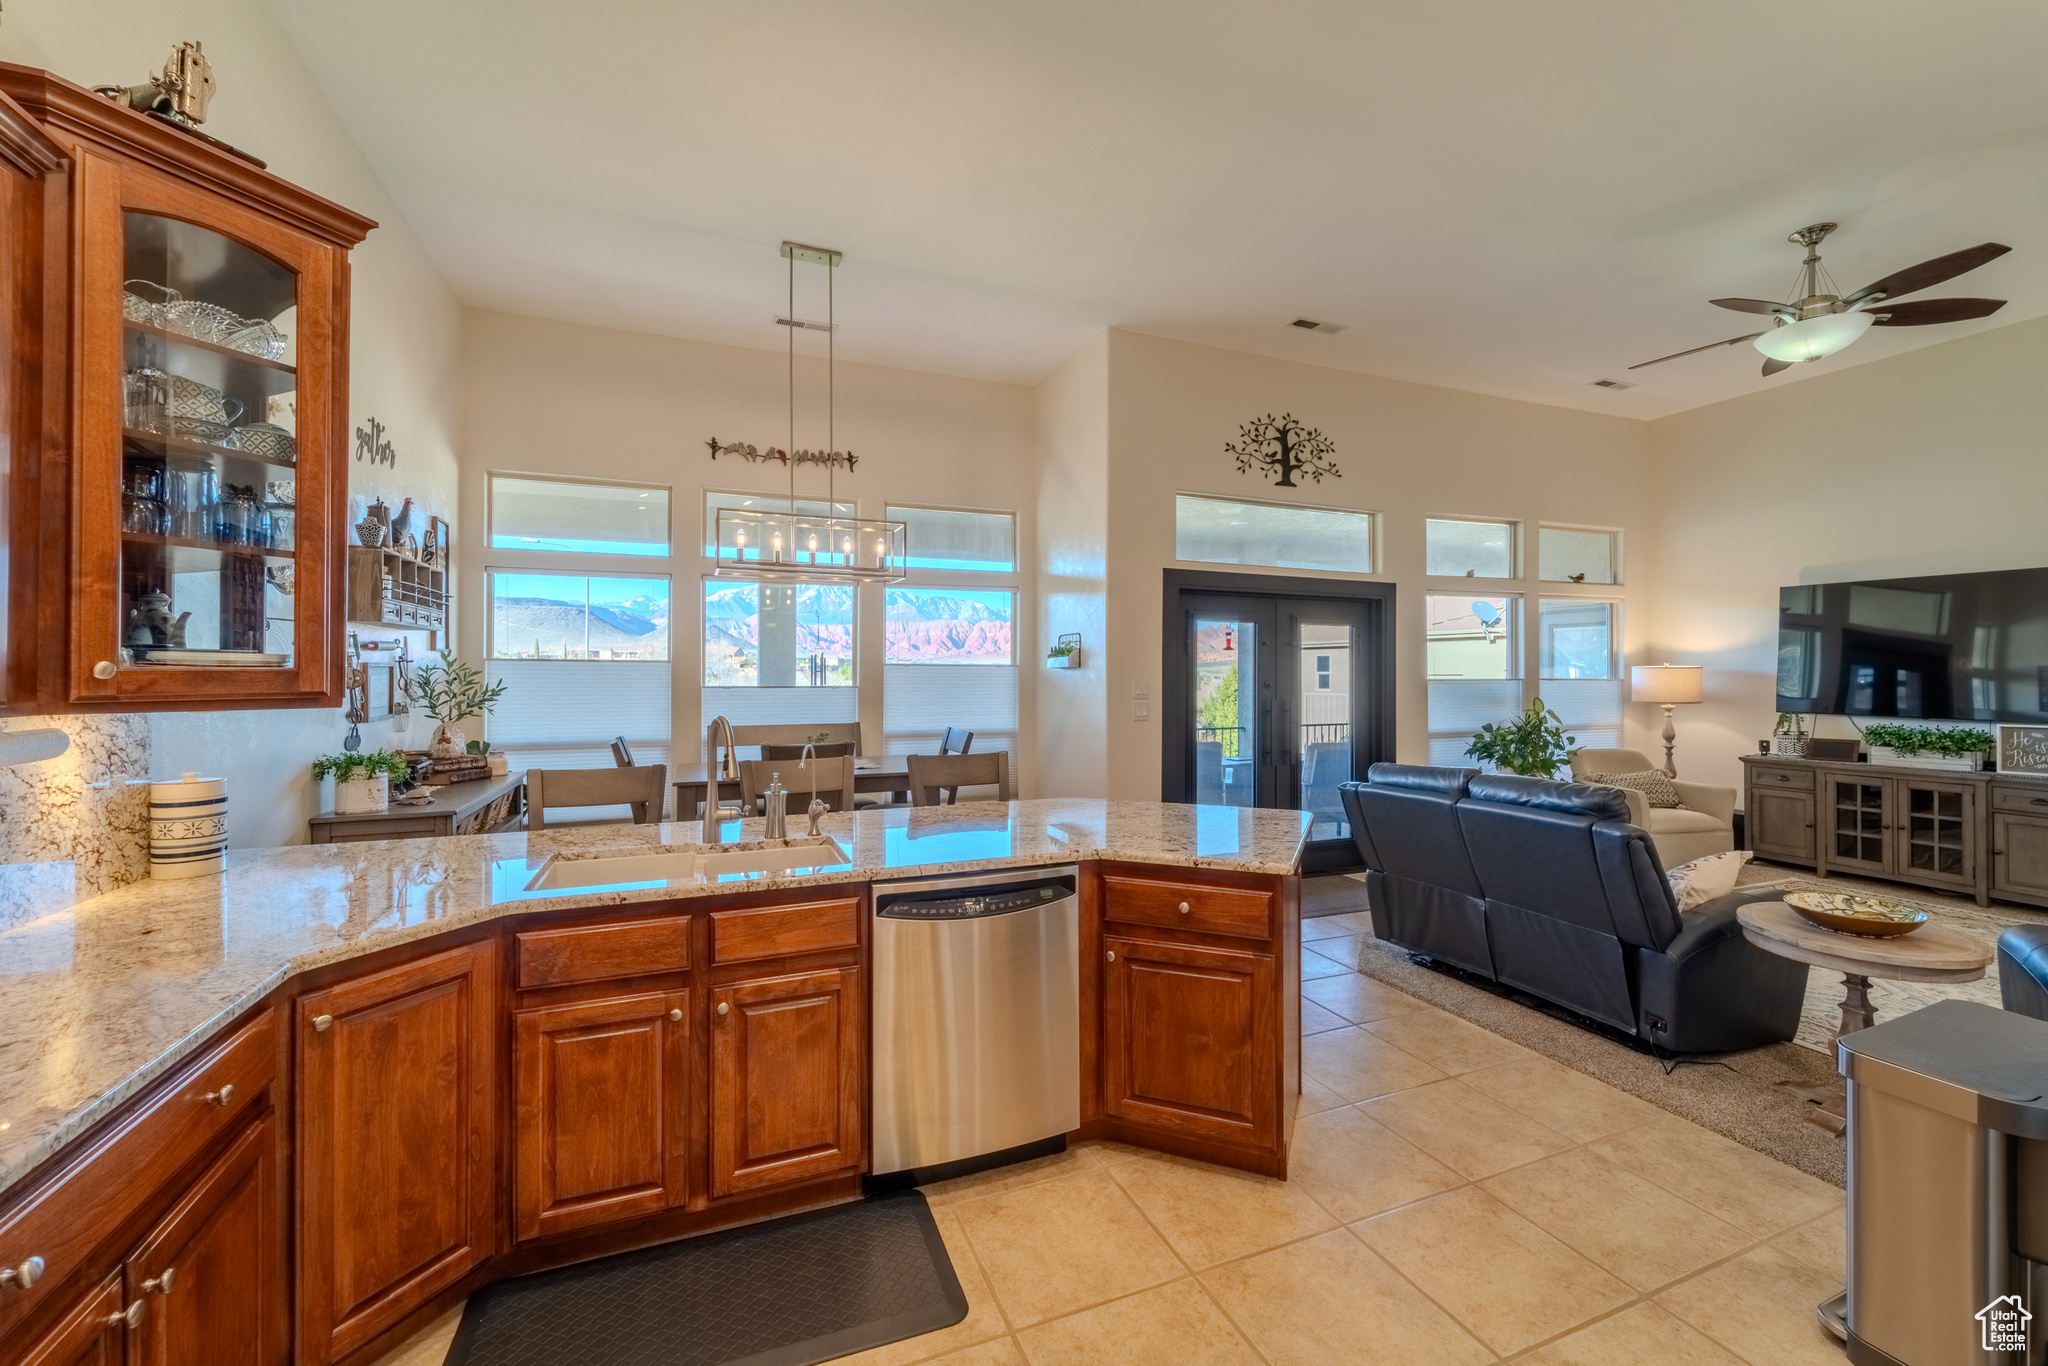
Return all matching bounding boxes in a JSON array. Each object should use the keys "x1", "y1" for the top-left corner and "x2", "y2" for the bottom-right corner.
[{"x1": 1778, "y1": 566, "x2": 2048, "y2": 722}]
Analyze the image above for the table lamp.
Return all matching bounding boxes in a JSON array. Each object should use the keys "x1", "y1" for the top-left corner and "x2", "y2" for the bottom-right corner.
[{"x1": 1632, "y1": 663, "x2": 1704, "y2": 777}]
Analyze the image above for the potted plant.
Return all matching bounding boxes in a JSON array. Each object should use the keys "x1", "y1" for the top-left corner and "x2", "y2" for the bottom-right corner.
[
  {"x1": 313, "y1": 749, "x2": 415, "y2": 813},
  {"x1": 1862, "y1": 723, "x2": 1995, "y2": 772},
  {"x1": 1046, "y1": 640, "x2": 1082, "y2": 669},
  {"x1": 466, "y1": 738, "x2": 509, "y2": 778},
  {"x1": 1773, "y1": 712, "x2": 1809, "y2": 757},
  {"x1": 412, "y1": 649, "x2": 508, "y2": 760},
  {"x1": 1465, "y1": 696, "x2": 1578, "y2": 778}
]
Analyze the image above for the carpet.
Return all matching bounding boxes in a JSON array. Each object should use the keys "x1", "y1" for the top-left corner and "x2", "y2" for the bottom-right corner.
[{"x1": 1302, "y1": 872, "x2": 1372, "y2": 919}]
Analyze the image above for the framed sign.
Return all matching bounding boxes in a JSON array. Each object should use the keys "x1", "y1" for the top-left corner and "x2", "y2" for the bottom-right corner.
[{"x1": 1998, "y1": 724, "x2": 2048, "y2": 779}]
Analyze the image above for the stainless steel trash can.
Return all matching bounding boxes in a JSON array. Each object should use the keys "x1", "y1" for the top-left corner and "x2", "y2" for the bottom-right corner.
[{"x1": 1838, "y1": 999, "x2": 2048, "y2": 1366}]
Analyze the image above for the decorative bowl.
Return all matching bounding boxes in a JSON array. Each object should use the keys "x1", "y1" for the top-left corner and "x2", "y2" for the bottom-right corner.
[
  {"x1": 171, "y1": 416, "x2": 238, "y2": 447},
  {"x1": 1785, "y1": 891, "x2": 1929, "y2": 938},
  {"x1": 235, "y1": 422, "x2": 296, "y2": 459}
]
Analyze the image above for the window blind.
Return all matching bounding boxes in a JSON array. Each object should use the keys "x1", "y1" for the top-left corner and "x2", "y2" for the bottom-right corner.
[
  {"x1": 882, "y1": 664, "x2": 1019, "y2": 795},
  {"x1": 700, "y1": 686, "x2": 859, "y2": 759},
  {"x1": 487, "y1": 660, "x2": 672, "y2": 817},
  {"x1": 1427, "y1": 678, "x2": 1524, "y2": 767},
  {"x1": 1541, "y1": 678, "x2": 1623, "y2": 752}
]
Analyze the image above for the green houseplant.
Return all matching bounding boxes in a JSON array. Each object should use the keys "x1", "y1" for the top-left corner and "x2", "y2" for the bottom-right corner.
[
  {"x1": 1862, "y1": 723, "x2": 1994, "y2": 770},
  {"x1": 411, "y1": 649, "x2": 509, "y2": 758},
  {"x1": 312, "y1": 749, "x2": 414, "y2": 814},
  {"x1": 1773, "y1": 712, "x2": 1809, "y2": 757},
  {"x1": 1465, "y1": 697, "x2": 1578, "y2": 778}
]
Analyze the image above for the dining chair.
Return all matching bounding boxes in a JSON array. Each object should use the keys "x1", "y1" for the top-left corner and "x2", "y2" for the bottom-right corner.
[
  {"x1": 907, "y1": 751, "x2": 1010, "y2": 807},
  {"x1": 527, "y1": 764, "x2": 667, "y2": 831},
  {"x1": 738, "y1": 756, "x2": 858, "y2": 814},
  {"x1": 940, "y1": 727, "x2": 975, "y2": 756},
  {"x1": 610, "y1": 736, "x2": 634, "y2": 767}
]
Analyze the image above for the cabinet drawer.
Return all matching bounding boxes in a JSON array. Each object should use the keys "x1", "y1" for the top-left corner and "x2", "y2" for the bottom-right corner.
[
  {"x1": 1752, "y1": 767, "x2": 1815, "y2": 792},
  {"x1": 1103, "y1": 875, "x2": 1273, "y2": 940},
  {"x1": 1993, "y1": 785, "x2": 2048, "y2": 814},
  {"x1": 710, "y1": 898, "x2": 861, "y2": 964},
  {"x1": 0, "y1": 1008, "x2": 275, "y2": 1342},
  {"x1": 516, "y1": 916, "x2": 691, "y2": 989}
]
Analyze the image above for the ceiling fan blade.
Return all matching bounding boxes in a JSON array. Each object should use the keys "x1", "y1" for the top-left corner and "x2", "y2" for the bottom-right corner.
[
  {"x1": 1627, "y1": 332, "x2": 1765, "y2": 370},
  {"x1": 1762, "y1": 357, "x2": 1793, "y2": 376},
  {"x1": 1846, "y1": 243, "x2": 2011, "y2": 306},
  {"x1": 1709, "y1": 298, "x2": 1793, "y2": 316},
  {"x1": 1868, "y1": 297, "x2": 2008, "y2": 326}
]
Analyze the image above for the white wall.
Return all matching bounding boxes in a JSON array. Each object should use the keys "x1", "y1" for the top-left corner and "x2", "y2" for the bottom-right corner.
[
  {"x1": 1032, "y1": 333, "x2": 1109, "y2": 797},
  {"x1": 1, "y1": 0, "x2": 463, "y2": 849},
  {"x1": 1645, "y1": 311, "x2": 2048, "y2": 796},
  {"x1": 457, "y1": 310, "x2": 1037, "y2": 793}
]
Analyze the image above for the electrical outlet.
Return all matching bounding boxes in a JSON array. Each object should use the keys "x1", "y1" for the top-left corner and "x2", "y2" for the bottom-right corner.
[{"x1": 1133, "y1": 699, "x2": 1151, "y2": 721}]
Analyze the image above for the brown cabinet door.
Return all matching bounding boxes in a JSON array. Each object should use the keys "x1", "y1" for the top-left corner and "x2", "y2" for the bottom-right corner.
[
  {"x1": 1748, "y1": 787, "x2": 1816, "y2": 862},
  {"x1": 125, "y1": 1114, "x2": 284, "y2": 1366},
  {"x1": 1894, "y1": 779, "x2": 1976, "y2": 889},
  {"x1": 1825, "y1": 776, "x2": 1891, "y2": 874},
  {"x1": 1103, "y1": 935, "x2": 1277, "y2": 1150},
  {"x1": 1994, "y1": 812, "x2": 2048, "y2": 902},
  {"x1": 296, "y1": 940, "x2": 499, "y2": 1365},
  {"x1": 709, "y1": 967, "x2": 864, "y2": 1198},
  {"x1": 513, "y1": 990, "x2": 690, "y2": 1242},
  {"x1": 13, "y1": 1272, "x2": 128, "y2": 1366}
]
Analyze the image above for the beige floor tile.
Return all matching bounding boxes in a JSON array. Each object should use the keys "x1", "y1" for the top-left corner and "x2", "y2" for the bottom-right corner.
[
  {"x1": 1519, "y1": 1302, "x2": 1749, "y2": 1366},
  {"x1": 925, "y1": 1339, "x2": 1027, "y2": 1366},
  {"x1": 1303, "y1": 1025, "x2": 1448, "y2": 1101},
  {"x1": 1294, "y1": 1069, "x2": 1351, "y2": 1117},
  {"x1": 1300, "y1": 997, "x2": 1349, "y2": 1035},
  {"x1": 1074, "y1": 1138, "x2": 1153, "y2": 1166},
  {"x1": 1317, "y1": 909, "x2": 1378, "y2": 938},
  {"x1": 1769, "y1": 1209, "x2": 1846, "y2": 1279},
  {"x1": 369, "y1": 1306, "x2": 461, "y2": 1366},
  {"x1": 923, "y1": 1144, "x2": 1103, "y2": 1207},
  {"x1": 1456, "y1": 1057, "x2": 1662, "y2": 1143},
  {"x1": 1479, "y1": 1147, "x2": 1751, "y2": 1293},
  {"x1": 1658, "y1": 1245, "x2": 1847, "y2": 1366},
  {"x1": 1015, "y1": 1278, "x2": 1260, "y2": 1366},
  {"x1": 1109, "y1": 1151, "x2": 1336, "y2": 1268},
  {"x1": 1302, "y1": 914, "x2": 1357, "y2": 942},
  {"x1": 1302, "y1": 972, "x2": 1422, "y2": 1024},
  {"x1": 953, "y1": 1170, "x2": 1185, "y2": 1327},
  {"x1": 1299, "y1": 945, "x2": 1351, "y2": 980},
  {"x1": 1590, "y1": 1117, "x2": 1841, "y2": 1238},
  {"x1": 1361, "y1": 1009, "x2": 1538, "y2": 1075},
  {"x1": 1354, "y1": 1186, "x2": 1633, "y2": 1357},
  {"x1": 1201, "y1": 1229, "x2": 1492, "y2": 1366},
  {"x1": 1361, "y1": 1079, "x2": 1573, "y2": 1180},
  {"x1": 1287, "y1": 1103, "x2": 1465, "y2": 1222},
  {"x1": 840, "y1": 1210, "x2": 1011, "y2": 1365},
  {"x1": 1301, "y1": 933, "x2": 1367, "y2": 969}
]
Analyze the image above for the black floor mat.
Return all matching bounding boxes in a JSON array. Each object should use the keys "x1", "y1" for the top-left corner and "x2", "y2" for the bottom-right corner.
[{"x1": 445, "y1": 1192, "x2": 966, "y2": 1366}]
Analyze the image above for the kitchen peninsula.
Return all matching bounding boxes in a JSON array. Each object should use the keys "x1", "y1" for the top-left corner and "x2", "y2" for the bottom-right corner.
[{"x1": 0, "y1": 799, "x2": 1305, "y2": 1366}]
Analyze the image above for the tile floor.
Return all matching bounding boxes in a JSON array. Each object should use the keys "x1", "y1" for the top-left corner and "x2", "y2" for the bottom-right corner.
[{"x1": 375, "y1": 910, "x2": 1848, "y2": 1366}]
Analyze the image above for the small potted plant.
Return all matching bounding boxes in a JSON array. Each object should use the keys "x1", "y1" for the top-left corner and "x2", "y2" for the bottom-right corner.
[
  {"x1": 313, "y1": 749, "x2": 415, "y2": 813},
  {"x1": 1046, "y1": 636, "x2": 1082, "y2": 669},
  {"x1": 412, "y1": 649, "x2": 508, "y2": 760},
  {"x1": 1773, "y1": 712, "x2": 1809, "y2": 757},
  {"x1": 466, "y1": 738, "x2": 508, "y2": 778},
  {"x1": 1862, "y1": 723, "x2": 1995, "y2": 772},
  {"x1": 1464, "y1": 696, "x2": 1578, "y2": 778}
]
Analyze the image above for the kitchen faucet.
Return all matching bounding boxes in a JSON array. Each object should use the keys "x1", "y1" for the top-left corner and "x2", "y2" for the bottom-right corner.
[
  {"x1": 800, "y1": 742, "x2": 828, "y2": 837},
  {"x1": 706, "y1": 714, "x2": 745, "y2": 840}
]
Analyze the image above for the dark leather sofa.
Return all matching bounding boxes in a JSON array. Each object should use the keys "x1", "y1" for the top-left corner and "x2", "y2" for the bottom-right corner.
[
  {"x1": 1339, "y1": 763, "x2": 1808, "y2": 1054},
  {"x1": 2000, "y1": 925, "x2": 2048, "y2": 1021}
]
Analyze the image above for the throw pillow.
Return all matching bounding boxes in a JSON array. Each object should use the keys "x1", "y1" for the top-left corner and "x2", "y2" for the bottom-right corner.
[
  {"x1": 1666, "y1": 850, "x2": 1752, "y2": 913},
  {"x1": 1599, "y1": 768, "x2": 1683, "y2": 808}
]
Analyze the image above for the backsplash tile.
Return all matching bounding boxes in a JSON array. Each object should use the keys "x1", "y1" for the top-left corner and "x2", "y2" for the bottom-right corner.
[{"x1": 0, "y1": 715, "x2": 150, "y2": 929}]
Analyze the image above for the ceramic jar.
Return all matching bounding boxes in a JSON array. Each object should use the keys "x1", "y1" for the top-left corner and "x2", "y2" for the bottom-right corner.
[{"x1": 149, "y1": 772, "x2": 227, "y2": 879}]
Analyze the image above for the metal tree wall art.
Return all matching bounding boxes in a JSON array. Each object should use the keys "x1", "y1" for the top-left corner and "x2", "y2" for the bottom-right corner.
[
  {"x1": 1225, "y1": 413, "x2": 1340, "y2": 487},
  {"x1": 706, "y1": 438, "x2": 858, "y2": 471}
]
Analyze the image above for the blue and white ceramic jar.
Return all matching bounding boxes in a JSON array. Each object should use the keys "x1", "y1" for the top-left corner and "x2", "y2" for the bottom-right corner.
[{"x1": 149, "y1": 771, "x2": 227, "y2": 879}]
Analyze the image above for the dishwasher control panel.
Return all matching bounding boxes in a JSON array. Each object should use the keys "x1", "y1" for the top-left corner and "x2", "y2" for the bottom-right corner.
[{"x1": 880, "y1": 884, "x2": 1069, "y2": 921}]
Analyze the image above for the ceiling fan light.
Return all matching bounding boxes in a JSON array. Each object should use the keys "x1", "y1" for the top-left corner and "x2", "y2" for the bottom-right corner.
[{"x1": 1754, "y1": 310, "x2": 1876, "y2": 363}]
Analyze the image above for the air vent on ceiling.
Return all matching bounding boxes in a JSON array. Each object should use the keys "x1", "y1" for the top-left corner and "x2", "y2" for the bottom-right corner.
[
  {"x1": 775, "y1": 316, "x2": 838, "y2": 332},
  {"x1": 1290, "y1": 318, "x2": 1348, "y2": 333},
  {"x1": 1589, "y1": 378, "x2": 1636, "y2": 390}
]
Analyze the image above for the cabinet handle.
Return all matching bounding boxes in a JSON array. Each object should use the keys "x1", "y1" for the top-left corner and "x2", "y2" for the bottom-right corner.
[
  {"x1": 2032, "y1": 798, "x2": 2048, "y2": 807},
  {"x1": 141, "y1": 1266, "x2": 177, "y2": 1295},
  {"x1": 311, "y1": 1014, "x2": 333, "y2": 1032},
  {"x1": 104, "y1": 1300, "x2": 145, "y2": 1330},
  {"x1": 716, "y1": 1002, "x2": 730, "y2": 1017},
  {"x1": 1106, "y1": 950, "x2": 1116, "y2": 962},
  {"x1": 1177, "y1": 901, "x2": 1190, "y2": 915},
  {"x1": 668, "y1": 1008, "x2": 683, "y2": 1022},
  {"x1": 92, "y1": 660, "x2": 117, "y2": 680},
  {"x1": 202, "y1": 1084, "x2": 234, "y2": 1107},
  {"x1": 0, "y1": 1256, "x2": 43, "y2": 1290}
]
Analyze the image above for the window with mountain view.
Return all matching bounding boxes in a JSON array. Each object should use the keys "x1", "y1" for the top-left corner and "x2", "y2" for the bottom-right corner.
[
  {"x1": 880, "y1": 584, "x2": 1018, "y2": 791},
  {"x1": 884, "y1": 588, "x2": 1013, "y2": 664},
  {"x1": 702, "y1": 581, "x2": 854, "y2": 686},
  {"x1": 488, "y1": 573, "x2": 671, "y2": 660},
  {"x1": 485, "y1": 571, "x2": 673, "y2": 776}
]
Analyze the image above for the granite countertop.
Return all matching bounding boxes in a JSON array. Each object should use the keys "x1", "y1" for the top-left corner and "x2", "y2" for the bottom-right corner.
[{"x1": 0, "y1": 798, "x2": 1308, "y2": 1198}]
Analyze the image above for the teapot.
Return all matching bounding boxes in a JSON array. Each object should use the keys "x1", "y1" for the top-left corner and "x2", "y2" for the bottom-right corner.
[{"x1": 126, "y1": 590, "x2": 192, "y2": 647}]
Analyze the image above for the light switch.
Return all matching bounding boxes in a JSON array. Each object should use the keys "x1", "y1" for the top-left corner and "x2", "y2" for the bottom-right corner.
[
  {"x1": 1133, "y1": 699, "x2": 1151, "y2": 721},
  {"x1": 1132, "y1": 679, "x2": 1150, "y2": 699}
]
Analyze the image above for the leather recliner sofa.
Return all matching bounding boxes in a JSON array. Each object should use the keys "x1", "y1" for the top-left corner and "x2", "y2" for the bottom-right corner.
[
  {"x1": 1338, "y1": 763, "x2": 1809, "y2": 1054},
  {"x1": 1999, "y1": 925, "x2": 2048, "y2": 1020}
]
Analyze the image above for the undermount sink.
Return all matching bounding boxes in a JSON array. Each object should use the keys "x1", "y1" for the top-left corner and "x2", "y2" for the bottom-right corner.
[{"x1": 523, "y1": 837, "x2": 851, "y2": 892}]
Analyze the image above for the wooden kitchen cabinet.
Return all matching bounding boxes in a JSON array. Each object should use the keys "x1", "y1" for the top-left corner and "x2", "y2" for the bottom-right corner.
[
  {"x1": 1746, "y1": 784, "x2": 1816, "y2": 864},
  {"x1": 12, "y1": 1272, "x2": 127, "y2": 1366},
  {"x1": 295, "y1": 940, "x2": 498, "y2": 1365},
  {"x1": 1102, "y1": 935, "x2": 1278, "y2": 1152},
  {"x1": 709, "y1": 966, "x2": 864, "y2": 1198},
  {"x1": 1993, "y1": 811, "x2": 2048, "y2": 904},
  {"x1": 513, "y1": 990, "x2": 691, "y2": 1243}
]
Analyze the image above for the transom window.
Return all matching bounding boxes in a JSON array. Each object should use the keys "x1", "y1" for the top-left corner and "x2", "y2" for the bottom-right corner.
[
  {"x1": 1538, "y1": 525, "x2": 1620, "y2": 585},
  {"x1": 1174, "y1": 494, "x2": 1375, "y2": 575},
  {"x1": 490, "y1": 474, "x2": 669, "y2": 556},
  {"x1": 1426, "y1": 517, "x2": 1517, "y2": 579},
  {"x1": 886, "y1": 505, "x2": 1015, "y2": 573}
]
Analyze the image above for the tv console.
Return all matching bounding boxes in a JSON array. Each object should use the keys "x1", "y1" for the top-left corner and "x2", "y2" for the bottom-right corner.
[{"x1": 1743, "y1": 754, "x2": 2048, "y2": 909}]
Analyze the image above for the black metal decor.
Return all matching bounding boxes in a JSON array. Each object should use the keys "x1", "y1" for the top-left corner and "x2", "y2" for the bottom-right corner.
[{"x1": 1225, "y1": 413, "x2": 1340, "y2": 487}]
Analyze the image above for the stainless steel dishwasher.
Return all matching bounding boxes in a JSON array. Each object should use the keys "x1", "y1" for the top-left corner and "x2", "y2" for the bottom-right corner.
[{"x1": 871, "y1": 865, "x2": 1081, "y2": 1179}]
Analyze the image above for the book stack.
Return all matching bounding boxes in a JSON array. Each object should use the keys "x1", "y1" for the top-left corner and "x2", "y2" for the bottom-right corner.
[{"x1": 425, "y1": 756, "x2": 491, "y2": 785}]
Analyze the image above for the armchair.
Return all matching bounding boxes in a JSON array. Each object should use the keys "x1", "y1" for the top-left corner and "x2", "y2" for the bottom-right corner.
[{"x1": 1570, "y1": 747, "x2": 1735, "y2": 866}]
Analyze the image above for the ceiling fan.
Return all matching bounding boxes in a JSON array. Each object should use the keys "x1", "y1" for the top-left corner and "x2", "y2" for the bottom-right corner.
[{"x1": 1630, "y1": 223, "x2": 2009, "y2": 377}]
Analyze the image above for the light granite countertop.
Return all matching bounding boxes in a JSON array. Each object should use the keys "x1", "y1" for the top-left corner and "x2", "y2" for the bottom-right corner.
[{"x1": 0, "y1": 798, "x2": 1309, "y2": 1199}]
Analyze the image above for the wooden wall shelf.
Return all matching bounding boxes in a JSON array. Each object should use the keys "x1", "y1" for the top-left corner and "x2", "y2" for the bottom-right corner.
[{"x1": 347, "y1": 545, "x2": 447, "y2": 633}]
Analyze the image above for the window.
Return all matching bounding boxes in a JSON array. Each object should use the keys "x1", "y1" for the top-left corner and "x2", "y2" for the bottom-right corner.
[
  {"x1": 490, "y1": 475, "x2": 669, "y2": 556},
  {"x1": 1427, "y1": 594, "x2": 1521, "y2": 765},
  {"x1": 1426, "y1": 518, "x2": 1516, "y2": 579},
  {"x1": 885, "y1": 588, "x2": 1013, "y2": 664},
  {"x1": 1539, "y1": 598, "x2": 1621, "y2": 749},
  {"x1": 489, "y1": 573, "x2": 671, "y2": 660},
  {"x1": 1538, "y1": 526, "x2": 1619, "y2": 584},
  {"x1": 886, "y1": 506, "x2": 1015, "y2": 572},
  {"x1": 703, "y1": 491, "x2": 855, "y2": 563},
  {"x1": 702, "y1": 581, "x2": 854, "y2": 686},
  {"x1": 1174, "y1": 494, "x2": 1374, "y2": 575},
  {"x1": 881, "y1": 590, "x2": 1018, "y2": 795},
  {"x1": 1315, "y1": 655, "x2": 1331, "y2": 689}
]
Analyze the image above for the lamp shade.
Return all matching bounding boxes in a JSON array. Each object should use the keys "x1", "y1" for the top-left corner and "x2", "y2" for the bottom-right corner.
[
  {"x1": 1632, "y1": 663, "x2": 1703, "y2": 705},
  {"x1": 1753, "y1": 310, "x2": 1875, "y2": 363}
]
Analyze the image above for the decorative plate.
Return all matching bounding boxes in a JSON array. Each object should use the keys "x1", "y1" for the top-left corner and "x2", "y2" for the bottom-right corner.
[{"x1": 1784, "y1": 891, "x2": 1929, "y2": 938}]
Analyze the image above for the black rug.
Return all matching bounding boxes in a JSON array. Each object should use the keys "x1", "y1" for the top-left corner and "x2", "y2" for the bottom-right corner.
[{"x1": 445, "y1": 1193, "x2": 966, "y2": 1366}]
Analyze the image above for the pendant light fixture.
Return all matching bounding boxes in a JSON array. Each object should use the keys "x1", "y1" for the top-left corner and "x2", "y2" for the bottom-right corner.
[{"x1": 711, "y1": 242, "x2": 906, "y2": 584}]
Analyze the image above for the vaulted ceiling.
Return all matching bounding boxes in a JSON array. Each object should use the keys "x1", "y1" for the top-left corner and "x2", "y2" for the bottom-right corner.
[{"x1": 266, "y1": 0, "x2": 2048, "y2": 417}]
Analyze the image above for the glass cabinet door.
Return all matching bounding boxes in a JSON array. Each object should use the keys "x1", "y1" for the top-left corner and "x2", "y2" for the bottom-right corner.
[{"x1": 118, "y1": 212, "x2": 299, "y2": 669}]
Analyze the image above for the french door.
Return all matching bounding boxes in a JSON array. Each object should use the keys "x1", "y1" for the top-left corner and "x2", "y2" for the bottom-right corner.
[{"x1": 1163, "y1": 572, "x2": 1392, "y2": 872}]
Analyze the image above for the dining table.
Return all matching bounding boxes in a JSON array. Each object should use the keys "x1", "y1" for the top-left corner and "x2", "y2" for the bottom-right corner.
[{"x1": 671, "y1": 755, "x2": 915, "y2": 822}]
